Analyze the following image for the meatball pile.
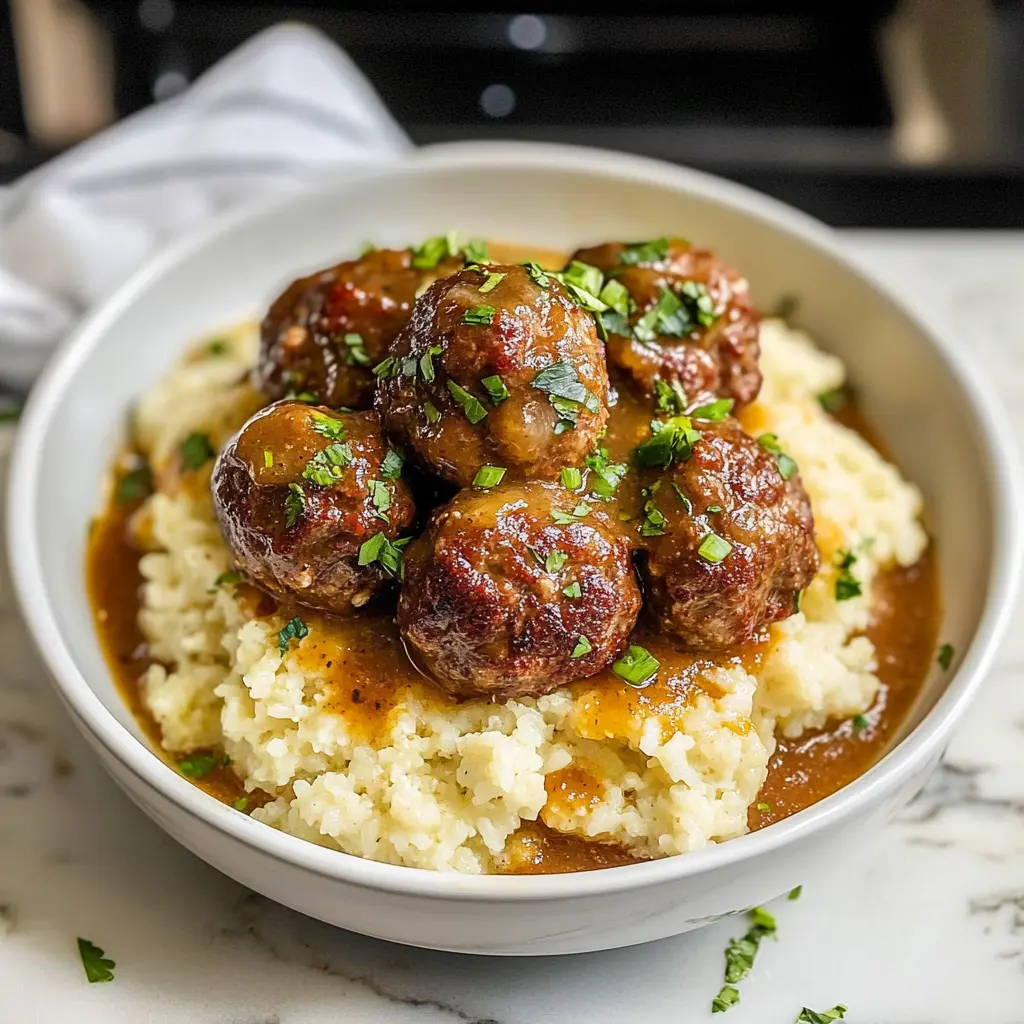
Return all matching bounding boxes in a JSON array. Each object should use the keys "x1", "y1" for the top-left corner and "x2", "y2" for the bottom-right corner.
[{"x1": 213, "y1": 236, "x2": 819, "y2": 701}]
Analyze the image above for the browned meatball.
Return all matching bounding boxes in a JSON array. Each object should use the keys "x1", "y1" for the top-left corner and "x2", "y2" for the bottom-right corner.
[
  {"x1": 376, "y1": 264, "x2": 609, "y2": 487},
  {"x1": 212, "y1": 401, "x2": 415, "y2": 614},
  {"x1": 257, "y1": 247, "x2": 464, "y2": 409},
  {"x1": 571, "y1": 238, "x2": 761, "y2": 407},
  {"x1": 636, "y1": 416, "x2": 818, "y2": 649},
  {"x1": 398, "y1": 482, "x2": 641, "y2": 699}
]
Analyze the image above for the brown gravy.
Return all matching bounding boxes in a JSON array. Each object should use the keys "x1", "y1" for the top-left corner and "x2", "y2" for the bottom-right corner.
[{"x1": 85, "y1": 242, "x2": 941, "y2": 873}]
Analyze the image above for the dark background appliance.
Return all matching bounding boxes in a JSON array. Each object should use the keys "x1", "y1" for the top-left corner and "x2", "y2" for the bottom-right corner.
[{"x1": 2, "y1": 1, "x2": 1022, "y2": 226}]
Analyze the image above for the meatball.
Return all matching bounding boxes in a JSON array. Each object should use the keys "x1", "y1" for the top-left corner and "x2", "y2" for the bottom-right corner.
[
  {"x1": 257, "y1": 247, "x2": 464, "y2": 409},
  {"x1": 212, "y1": 401, "x2": 415, "y2": 614},
  {"x1": 570, "y1": 238, "x2": 761, "y2": 407},
  {"x1": 376, "y1": 264, "x2": 609, "y2": 487},
  {"x1": 398, "y1": 482, "x2": 641, "y2": 699},
  {"x1": 637, "y1": 416, "x2": 818, "y2": 649}
]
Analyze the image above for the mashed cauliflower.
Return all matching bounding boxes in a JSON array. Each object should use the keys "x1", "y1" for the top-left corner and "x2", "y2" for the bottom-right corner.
[{"x1": 131, "y1": 318, "x2": 927, "y2": 872}]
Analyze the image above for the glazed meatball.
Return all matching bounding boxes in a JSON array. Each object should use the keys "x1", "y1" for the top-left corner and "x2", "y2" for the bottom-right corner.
[
  {"x1": 376, "y1": 264, "x2": 609, "y2": 487},
  {"x1": 637, "y1": 416, "x2": 818, "y2": 649},
  {"x1": 257, "y1": 247, "x2": 464, "y2": 409},
  {"x1": 398, "y1": 482, "x2": 641, "y2": 699},
  {"x1": 212, "y1": 401, "x2": 415, "y2": 614},
  {"x1": 571, "y1": 238, "x2": 761, "y2": 407}
]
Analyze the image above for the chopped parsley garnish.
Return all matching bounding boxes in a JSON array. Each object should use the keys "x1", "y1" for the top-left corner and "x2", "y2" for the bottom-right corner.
[
  {"x1": 718, "y1": 906, "x2": 776, "y2": 1005},
  {"x1": 672, "y1": 484, "x2": 693, "y2": 514},
  {"x1": 206, "y1": 337, "x2": 229, "y2": 356},
  {"x1": 789, "y1": 885, "x2": 802, "y2": 900},
  {"x1": 641, "y1": 493, "x2": 667, "y2": 537},
  {"x1": 557, "y1": 260, "x2": 607, "y2": 311},
  {"x1": 380, "y1": 449, "x2": 404, "y2": 480},
  {"x1": 757, "y1": 432, "x2": 798, "y2": 480},
  {"x1": 358, "y1": 532, "x2": 406, "y2": 578},
  {"x1": 551, "y1": 502, "x2": 591, "y2": 525},
  {"x1": 277, "y1": 616, "x2": 309, "y2": 654},
  {"x1": 561, "y1": 466, "x2": 583, "y2": 490},
  {"x1": 302, "y1": 442, "x2": 354, "y2": 486},
  {"x1": 772, "y1": 293, "x2": 800, "y2": 319},
  {"x1": 359, "y1": 240, "x2": 376, "y2": 256},
  {"x1": 756, "y1": 802, "x2": 771, "y2": 813},
  {"x1": 369, "y1": 480, "x2": 391, "y2": 521},
  {"x1": 473, "y1": 465, "x2": 506, "y2": 488},
  {"x1": 937, "y1": 642, "x2": 955, "y2": 670},
  {"x1": 598, "y1": 277, "x2": 632, "y2": 315},
  {"x1": 263, "y1": 449, "x2": 274, "y2": 469},
  {"x1": 115, "y1": 462, "x2": 153, "y2": 503},
  {"x1": 619, "y1": 237, "x2": 670, "y2": 266},
  {"x1": 585, "y1": 448, "x2": 628, "y2": 498},
  {"x1": 612, "y1": 645, "x2": 660, "y2": 687},
  {"x1": 691, "y1": 398, "x2": 734, "y2": 422},
  {"x1": 633, "y1": 286, "x2": 684, "y2": 343},
  {"x1": 308, "y1": 410, "x2": 347, "y2": 442},
  {"x1": 178, "y1": 754, "x2": 219, "y2": 778},
  {"x1": 424, "y1": 401, "x2": 441, "y2": 424},
  {"x1": 571, "y1": 635, "x2": 593, "y2": 659},
  {"x1": 852, "y1": 714, "x2": 869, "y2": 733},
  {"x1": 232, "y1": 797, "x2": 248, "y2": 812},
  {"x1": 178, "y1": 432, "x2": 214, "y2": 471},
  {"x1": 284, "y1": 482, "x2": 306, "y2": 528},
  {"x1": 532, "y1": 361, "x2": 600, "y2": 432},
  {"x1": 462, "y1": 237, "x2": 489, "y2": 263},
  {"x1": 818, "y1": 386, "x2": 849, "y2": 414},
  {"x1": 545, "y1": 550, "x2": 568, "y2": 573},
  {"x1": 631, "y1": 280, "x2": 717, "y2": 343},
  {"x1": 462, "y1": 304, "x2": 496, "y2": 326},
  {"x1": 563, "y1": 582, "x2": 582, "y2": 599},
  {"x1": 478, "y1": 270, "x2": 505, "y2": 293},
  {"x1": 711, "y1": 986, "x2": 740, "y2": 1014},
  {"x1": 419, "y1": 344, "x2": 442, "y2": 382},
  {"x1": 411, "y1": 231, "x2": 484, "y2": 269},
  {"x1": 214, "y1": 570, "x2": 241, "y2": 587},
  {"x1": 399, "y1": 356, "x2": 419, "y2": 377},
  {"x1": 446, "y1": 380, "x2": 489, "y2": 424},
  {"x1": 481, "y1": 374, "x2": 510, "y2": 404},
  {"x1": 373, "y1": 356, "x2": 396, "y2": 378},
  {"x1": 343, "y1": 332, "x2": 370, "y2": 367},
  {"x1": 698, "y1": 532, "x2": 733, "y2": 563},
  {"x1": 706, "y1": 504, "x2": 723, "y2": 514},
  {"x1": 77, "y1": 938, "x2": 116, "y2": 984},
  {"x1": 563, "y1": 260, "x2": 604, "y2": 298},
  {"x1": 834, "y1": 550, "x2": 862, "y2": 601},
  {"x1": 679, "y1": 280, "x2": 718, "y2": 328},
  {"x1": 633, "y1": 416, "x2": 702, "y2": 469},
  {"x1": 521, "y1": 261, "x2": 552, "y2": 288},
  {"x1": 796, "y1": 1006, "x2": 848, "y2": 1023},
  {"x1": 654, "y1": 378, "x2": 688, "y2": 415},
  {"x1": 793, "y1": 589, "x2": 803, "y2": 613}
]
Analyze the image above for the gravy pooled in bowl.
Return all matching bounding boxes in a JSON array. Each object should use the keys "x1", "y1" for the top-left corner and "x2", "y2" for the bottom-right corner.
[{"x1": 87, "y1": 239, "x2": 941, "y2": 874}]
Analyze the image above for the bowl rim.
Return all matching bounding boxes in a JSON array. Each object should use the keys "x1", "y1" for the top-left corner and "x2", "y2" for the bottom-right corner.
[{"x1": 8, "y1": 139, "x2": 1022, "y2": 901}]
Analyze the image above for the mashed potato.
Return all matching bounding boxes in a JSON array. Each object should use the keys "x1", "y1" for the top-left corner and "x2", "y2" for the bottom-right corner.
[{"x1": 132, "y1": 319, "x2": 927, "y2": 872}]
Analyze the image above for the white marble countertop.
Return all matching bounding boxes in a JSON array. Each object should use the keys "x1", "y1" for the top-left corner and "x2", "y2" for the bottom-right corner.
[{"x1": 3, "y1": 231, "x2": 1023, "y2": 1024}]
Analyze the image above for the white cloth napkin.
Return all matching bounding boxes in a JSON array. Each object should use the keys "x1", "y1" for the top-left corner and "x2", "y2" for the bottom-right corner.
[{"x1": 0, "y1": 23, "x2": 410, "y2": 392}]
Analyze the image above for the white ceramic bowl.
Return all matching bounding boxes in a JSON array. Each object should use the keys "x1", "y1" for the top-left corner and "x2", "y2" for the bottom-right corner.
[{"x1": 7, "y1": 142, "x2": 1021, "y2": 955}]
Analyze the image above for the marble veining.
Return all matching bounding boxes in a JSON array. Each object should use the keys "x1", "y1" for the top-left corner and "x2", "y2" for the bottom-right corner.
[{"x1": 2, "y1": 232, "x2": 1024, "y2": 1023}]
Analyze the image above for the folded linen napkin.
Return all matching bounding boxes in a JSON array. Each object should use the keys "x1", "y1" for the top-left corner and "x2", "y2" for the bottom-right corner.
[{"x1": 0, "y1": 23, "x2": 410, "y2": 393}]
